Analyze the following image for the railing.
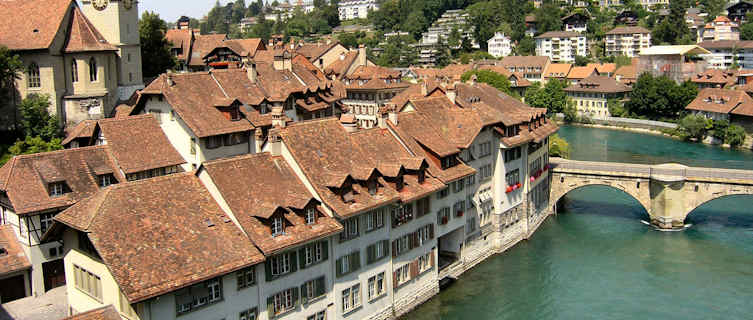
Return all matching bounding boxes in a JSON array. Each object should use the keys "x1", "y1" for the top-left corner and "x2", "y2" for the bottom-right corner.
[{"x1": 550, "y1": 158, "x2": 753, "y2": 182}]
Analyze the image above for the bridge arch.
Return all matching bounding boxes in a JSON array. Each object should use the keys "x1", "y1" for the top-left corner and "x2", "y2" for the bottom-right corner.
[
  {"x1": 681, "y1": 183, "x2": 753, "y2": 220},
  {"x1": 550, "y1": 172, "x2": 652, "y2": 216}
]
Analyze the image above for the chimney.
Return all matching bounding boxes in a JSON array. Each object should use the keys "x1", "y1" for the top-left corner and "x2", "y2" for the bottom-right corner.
[
  {"x1": 271, "y1": 106, "x2": 285, "y2": 128},
  {"x1": 446, "y1": 84, "x2": 456, "y2": 104},
  {"x1": 421, "y1": 81, "x2": 428, "y2": 96},
  {"x1": 253, "y1": 128, "x2": 264, "y2": 153},
  {"x1": 268, "y1": 39, "x2": 274, "y2": 47},
  {"x1": 166, "y1": 71, "x2": 175, "y2": 86},
  {"x1": 385, "y1": 103, "x2": 398, "y2": 126},
  {"x1": 246, "y1": 60, "x2": 257, "y2": 83},
  {"x1": 357, "y1": 44, "x2": 367, "y2": 67},
  {"x1": 268, "y1": 127, "x2": 283, "y2": 156},
  {"x1": 340, "y1": 114, "x2": 358, "y2": 132}
]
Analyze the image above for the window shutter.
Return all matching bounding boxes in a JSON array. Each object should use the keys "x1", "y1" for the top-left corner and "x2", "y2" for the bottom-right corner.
[
  {"x1": 382, "y1": 240, "x2": 390, "y2": 258},
  {"x1": 429, "y1": 224, "x2": 434, "y2": 239},
  {"x1": 265, "y1": 261, "x2": 273, "y2": 282},
  {"x1": 367, "y1": 244, "x2": 375, "y2": 264},
  {"x1": 392, "y1": 240, "x2": 397, "y2": 258},
  {"x1": 336, "y1": 257, "x2": 343, "y2": 277},
  {"x1": 351, "y1": 251, "x2": 361, "y2": 271},
  {"x1": 290, "y1": 252, "x2": 298, "y2": 273},
  {"x1": 293, "y1": 287, "x2": 300, "y2": 306},
  {"x1": 267, "y1": 296, "x2": 275, "y2": 318},
  {"x1": 410, "y1": 260, "x2": 418, "y2": 279},
  {"x1": 430, "y1": 249, "x2": 435, "y2": 267},
  {"x1": 300, "y1": 283, "x2": 308, "y2": 304},
  {"x1": 321, "y1": 240, "x2": 329, "y2": 261},
  {"x1": 316, "y1": 277, "x2": 326, "y2": 297},
  {"x1": 412, "y1": 232, "x2": 419, "y2": 249},
  {"x1": 299, "y1": 247, "x2": 307, "y2": 270},
  {"x1": 392, "y1": 270, "x2": 398, "y2": 290}
]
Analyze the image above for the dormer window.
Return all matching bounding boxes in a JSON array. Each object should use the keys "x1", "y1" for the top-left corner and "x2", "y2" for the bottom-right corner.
[
  {"x1": 272, "y1": 217, "x2": 284, "y2": 237},
  {"x1": 367, "y1": 179, "x2": 377, "y2": 195},
  {"x1": 395, "y1": 174, "x2": 404, "y2": 191},
  {"x1": 342, "y1": 185, "x2": 355, "y2": 203},
  {"x1": 305, "y1": 207, "x2": 317, "y2": 225},
  {"x1": 49, "y1": 182, "x2": 70, "y2": 197},
  {"x1": 0, "y1": 247, "x2": 6, "y2": 257},
  {"x1": 418, "y1": 169, "x2": 426, "y2": 184},
  {"x1": 97, "y1": 174, "x2": 117, "y2": 188}
]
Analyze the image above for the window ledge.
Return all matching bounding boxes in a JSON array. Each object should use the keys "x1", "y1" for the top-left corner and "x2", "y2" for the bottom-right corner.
[
  {"x1": 303, "y1": 294, "x2": 327, "y2": 306},
  {"x1": 368, "y1": 292, "x2": 387, "y2": 303},
  {"x1": 342, "y1": 304, "x2": 363, "y2": 317}
]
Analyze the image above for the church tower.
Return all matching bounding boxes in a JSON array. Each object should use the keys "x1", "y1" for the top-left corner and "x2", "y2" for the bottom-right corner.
[{"x1": 80, "y1": 0, "x2": 144, "y2": 101}]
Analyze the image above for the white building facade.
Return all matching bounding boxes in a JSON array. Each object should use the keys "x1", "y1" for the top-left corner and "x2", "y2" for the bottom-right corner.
[
  {"x1": 338, "y1": 0, "x2": 379, "y2": 20},
  {"x1": 488, "y1": 32, "x2": 514, "y2": 58},
  {"x1": 535, "y1": 31, "x2": 588, "y2": 63},
  {"x1": 605, "y1": 26, "x2": 652, "y2": 58}
]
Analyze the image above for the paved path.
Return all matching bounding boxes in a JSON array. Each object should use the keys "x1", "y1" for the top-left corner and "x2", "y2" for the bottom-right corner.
[{"x1": 0, "y1": 287, "x2": 67, "y2": 320}]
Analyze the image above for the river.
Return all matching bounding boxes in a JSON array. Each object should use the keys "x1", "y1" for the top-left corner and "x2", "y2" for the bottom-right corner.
[{"x1": 404, "y1": 125, "x2": 753, "y2": 319}]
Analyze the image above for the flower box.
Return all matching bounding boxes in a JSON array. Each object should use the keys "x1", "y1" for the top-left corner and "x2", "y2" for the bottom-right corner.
[
  {"x1": 456, "y1": 211, "x2": 464, "y2": 217},
  {"x1": 441, "y1": 216, "x2": 448, "y2": 225}
]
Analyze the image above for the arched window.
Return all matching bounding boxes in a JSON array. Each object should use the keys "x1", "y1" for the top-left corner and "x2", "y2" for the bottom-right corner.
[
  {"x1": 27, "y1": 63, "x2": 40, "y2": 88},
  {"x1": 71, "y1": 60, "x2": 78, "y2": 83},
  {"x1": 89, "y1": 57, "x2": 97, "y2": 82}
]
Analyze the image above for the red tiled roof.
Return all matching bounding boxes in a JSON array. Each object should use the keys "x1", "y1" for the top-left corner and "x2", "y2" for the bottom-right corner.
[
  {"x1": 567, "y1": 66, "x2": 598, "y2": 79},
  {"x1": 189, "y1": 34, "x2": 227, "y2": 66},
  {"x1": 63, "y1": 6, "x2": 117, "y2": 53},
  {"x1": 691, "y1": 69, "x2": 737, "y2": 87},
  {"x1": 0, "y1": 225, "x2": 31, "y2": 276},
  {"x1": 0, "y1": 0, "x2": 73, "y2": 50},
  {"x1": 686, "y1": 88, "x2": 753, "y2": 116},
  {"x1": 545, "y1": 63, "x2": 573, "y2": 78},
  {"x1": 565, "y1": 74, "x2": 632, "y2": 93},
  {"x1": 606, "y1": 26, "x2": 651, "y2": 35},
  {"x1": 202, "y1": 153, "x2": 343, "y2": 255},
  {"x1": 324, "y1": 51, "x2": 358, "y2": 78},
  {"x1": 62, "y1": 120, "x2": 98, "y2": 146},
  {"x1": 586, "y1": 63, "x2": 617, "y2": 74},
  {"x1": 165, "y1": 28, "x2": 194, "y2": 61},
  {"x1": 53, "y1": 173, "x2": 264, "y2": 303},
  {"x1": 63, "y1": 305, "x2": 121, "y2": 320}
]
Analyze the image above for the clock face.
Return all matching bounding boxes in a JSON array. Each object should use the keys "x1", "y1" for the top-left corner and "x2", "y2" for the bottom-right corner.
[
  {"x1": 92, "y1": 0, "x2": 108, "y2": 11},
  {"x1": 123, "y1": 0, "x2": 133, "y2": 10}
]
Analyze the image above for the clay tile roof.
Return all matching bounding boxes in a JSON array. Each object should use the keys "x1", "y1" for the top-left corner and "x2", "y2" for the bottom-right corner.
[
  {"x1": 344, "y1": 66, "x2": 408, "y2": 90},
  {"x1": 165, "y1": 29, "x2": 193, "y2": 61},
  {"x1": 63, "y1": 305, "x2": 121, "y2": 320},
  {"x1": 389, "y1": 80, "x2": 441, "y2": 108},
  {"x1": 189, "y1": 34, "x2": 228, "y2": 66},
  {"x1": 63, "y1": 6, "x2": 117, "y2": 53},
  {"x1": 567, "y1": 66, "x2": 598, "y2": 79},
  {"x1": 586, "y1": 63, "x2": 616, "y2": 74},
  {"x1": 565, "y1": 74, "x2": 632, "y2": 93},
  {"x1": 691, "y1": 69, "x2": 738, "y2": 87},
  {"x1": 295, "y1": 41, "x2": 341, "y2": 61},
  {"x1": 202, "y1": 153, "x2": 343, "y2": 254},
  {"x1": 62, "y1": 120, "x2": 98, "y2": 145},
  {"x1": 396, "y1": 111, "x2": 460, "y2": 157},
  {"x1": 0, "y1": 225, "x2": 31, "y2": 276},
  {"x1": 545, "y1": 63, "x2": 573, "y2": 78},
  {"x1": 0, "y1": 146, "x2": 125, "y2": 215},
  {"x1": 687, "y1": 88, "x2": 753, "y2": 116},
  {"x1": 615, "y1": 64, "x2": 637, "y2": 79},
  {"x1": 408, "y1": 96, "x2": 484, "y2": 148},
  {"x1": 324, "y1": 51, "x2": 358, "y2": 78},
  {"x1": 97, "y1": 115, "x2": 186, "y2": 174},
  {"x1": 606, "y1": 26, "x2": 651, "y2": 35},
  {"x1": 53, "y1": 173, "x2": 264, "y2": 303},
  {"x1": 535, "y1": 31, "x2": 582, "y2": 39},
  {"x1": 223, "y1": 38, "x2": 264, "y2": 57},
  {"x1": 499, "y1": 56, "x2": 550, "y2": 69},
  {"x1": 0, "y1": 0, "x2": 73, "y2": 50}
]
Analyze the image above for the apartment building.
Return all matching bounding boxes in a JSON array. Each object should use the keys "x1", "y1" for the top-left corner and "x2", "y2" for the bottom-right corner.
[
  {"x1": 499, "y1": 56, "x2": 552, "y2": 82},
  {"x1": 488, "y1": 33, "x2": 514, "y2": 58},
  {"x1": 341, "y1": 65, "x2": 409, "y2": 129},
  {"x1": 690, "y1": 69, "x2": 738, "y2": 89},
  {"x1": 562, "y1": 12, "x2": 589, "y2": 33},
  {"x1": 324, "y1": 45, "x2": 375, "y2": 80},
  {"x1": 131, "y1": 53, "x2": 343, "y2": 168},
  {"x1": 699, "y1": 40, "x2": 753, "y2": 69},
  {"x1": 0, "y1": 116, "x2": 185, "y2": 299},
  {"x1": 605, "y1": 26, "x2": 652, "y2": 58},
  {"x1": 565, "y1": 74, "x2": 632, "y2": 118},
  {"x1": 535, "y1": 31, "x2": 587, "y2": 64},
  {"x1": 640, "y1": 0, "x2": 669, "y2": 10},
  {"x1": 338, "y1": 0, "x2": 379, "y2": 20},
  {"x1": 698, "y1": 16, "x2": 740, "y2": 42}
]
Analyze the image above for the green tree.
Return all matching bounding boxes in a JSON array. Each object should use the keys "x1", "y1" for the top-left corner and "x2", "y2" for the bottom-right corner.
[
  {"x1": 231, "y1": 0, "x2": 246, "y2": 24},
  {"x1": 0, "y1": 46, "x2": 23, "y2": 129},
  {"x1": 548, "y1": 133, "x2": 570, "y2": 158},
  {"x1": 677, "y1": 114, "x2": 711, "y2": 140},
  {"x1": 724, "y1": 124, "x2": 746, "y2": 147},
  {"x1": 651, "y1": 0, "x2": 691, "y2": 44},
  {"x1": 8, "y1": 136, "x2": 62, "y2": 159},
  {"x1": 246, "y1": 19, "x2": 273, "y2": 40},
  {"x1": 535, "y1": 3, "x2": 562, "y2": 35},
  {"x1": 139, "y1": 11, "x2": 175, "y2": 78},
  {"x1": 516, "y1": 36, "x2": 536, "y2": 55},
  {"x1": 18, "y1": 94, "x2": 61, "y2": 141},
  {"x1": 625, "y1": 73, "x2": 696, "y2": 120},
  {"x1": 574, "y1": 55, "x2": 590, "y2": 66},
  {"x1": 607, "y1": 98, "x2": 625, "y2": 117},
  {"x1": 461, "y1": 70, "x2": 515, "y2": 97},
  {"x1": 525, "y1": 79, "x2": 569, "y2": 114},
  {"x1": 458, "y1": 51, "x2": 495, "y2": 64}
]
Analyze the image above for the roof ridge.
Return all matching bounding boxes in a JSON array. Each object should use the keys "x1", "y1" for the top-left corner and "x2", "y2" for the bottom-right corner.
[{"x1": 11, "y1": 144, "x2": 108, "y2": 160}]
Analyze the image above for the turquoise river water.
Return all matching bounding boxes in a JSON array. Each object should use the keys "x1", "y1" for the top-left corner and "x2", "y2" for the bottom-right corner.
[{"x1": 404, "y1": 125, "x2": 753, "y2": 319}]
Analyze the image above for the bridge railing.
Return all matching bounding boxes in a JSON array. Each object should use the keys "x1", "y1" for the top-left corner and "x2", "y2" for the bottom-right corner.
[
  {"x1": 550, "y1": 158, "x2": 651, "y2": 175},
  {"x1": 551, "y1": 158, "x2": 753, "y2": 182},
  {"x1": 686, "y1": 167, "x2": 753, "y2": 181}
]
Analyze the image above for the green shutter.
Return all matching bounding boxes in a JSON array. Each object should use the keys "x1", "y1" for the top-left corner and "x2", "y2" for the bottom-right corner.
[
  {"x1": 352, "y1": 251, "x2": 361, "y2": 271},
  {"x1": 336, "y1": 257, "x2": 343, "y2": 277},
  {"x1": 392, "y1": 240, "x2": 397, "y2": 258},
  {"x1": 321, "y1": 240, "x2": 329, "y2": 261},
  {"x1": 290, "y1": 252, "x2": 298, "y2": 273},
  {"x1": 300, "y1": 283, "x2": 308, "y2": 304},
  {"x1": 367, "y1": 244, "x2": 375, "y2": 264},
  {"x1": 429, "y1": 224, "x2": 434, "y2": 239},
  {"x1": 382, "y1": 240, "x2": 390, "y2": 258},
  {"x1": 292, "y1": 286, "x2": 300, "y2": 307},
  {"x1": 267, "y1": 296, "x2": 275, "y2": 318},
  {"x1": 265, "y1": 260, "x2": 273, "y2": 282},
  {"x1": 316, "y1": 276, "x2": 326, "y2": 297},
  {"x1": 299, "y1": 247, "x2": 307, "y2": 270}
]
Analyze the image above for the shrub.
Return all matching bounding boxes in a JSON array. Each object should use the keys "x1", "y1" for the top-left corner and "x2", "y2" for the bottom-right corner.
[
  {"x1": 549, "y1": 134, "x2": 570, "y2": 159},
  {"x1": 724, "y1": 125, "x2": 746, "y2": 147}
]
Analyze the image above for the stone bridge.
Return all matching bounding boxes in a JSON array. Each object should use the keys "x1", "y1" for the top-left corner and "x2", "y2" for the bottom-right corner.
[{"x1": 549, "y1": 158, "x2": 753, "y2": 229}]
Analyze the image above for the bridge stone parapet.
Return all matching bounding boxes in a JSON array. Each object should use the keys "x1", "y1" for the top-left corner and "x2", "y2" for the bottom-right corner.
[{"x1": 549, "y1": 158, "x2": 753, "y2": 229}]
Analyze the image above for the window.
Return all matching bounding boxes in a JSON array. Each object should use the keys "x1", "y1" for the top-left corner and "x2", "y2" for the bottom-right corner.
[
  {"x1": 206, "y1": 135, "x2": 223, "y2": 149},
  {"x1": 394, "y1": 264, "x2": 411, "y2": 287},
  {"x1": 368, "y1": 272, "x2": 386, "y2": 300},
  {"x1": 392, "y1": 233, "x2": 414, "y2": 257},
  {"x1": 48, "y1": 182, "x2": 70, "y2": 197},
  {"x1": 466, "y1": 174, "x2": 476, "y2": 187},
  {"x1": 504, "y1": 147, "x2": 522, "y2": 163},
  {"x1": 305, "y1": 207, "x2": 317, "y2": 225},
  {"x1": 415, "y1": 197, "x2": 430, "y2": 217},
  {"x1": 190, "y1": 138, "x2": 196, "y2": 155},
  {"x1": 272, "y1": 217, "x2": 284, "y2": 236},
  {"x1": 418, "y1": 252, "x2": 433, "y2": 273},
  {"x1": 417, "y1": 224, "x2": 433, "y2": 247},
  {"x1": 453, "y1": 201, "x2": 465, "y2": 217},
  {"x1": 336, "y1": 251, "x2": 360, "y2": 277},
  {"x1": 307, "y1": 310, "x2": 326, "y2": 320},
  {"x1": 98, "y1": 174, "x2": 116, "y2": 187},
  {"x1": 268, "y1": 252, "x2": 294, "y2": 279},
  {"x1": 478, "y1": 141, "x2": 493, "y2": 158},
  {"x1": 365, "y1": 208, "x2": 385, "y2": 232},
  {"x1": 506, "y1": 169, "x2": 520, "y2": 187},
  {"x1": 224, "y1": 132, "x2": 248, "y2": 146},
  {"x1": 89, "y1": 58, "x2": 98, "y2": 82},
  {"x1": 39, "y1": 213, "x2": 54, "y2": 234},
  {"x1": 452, "y1": 179, "x2": 464, "y2": 193},
  {"x1": 437, "y1": 207, "x2": 450, "y2": 225},
  {"x1": 73, "y1": 265, "x2": 102, "y2": 301},
  {"x1": 438, "y1": 188, "x2": 449, "y2": 199},
  {"x1": 300, "y1": 276, "x2": 326, "y2": 304},
  {"x1": 237, "y1": 266, "x2": 256, "y2": 290},
  {"x1": 467, "y1": 216, "x2": 477, "y2": 233},
  {"x1": 239, "y1": 308, "x2": 257, "y2": 320},
  {"x1": 339, "y1": 217, "x2": 359, "y2": 242},
  {"x1": 391, "y1": 204, "x2": 413, "y2": 228},
  {"x1": 366, "y1": 240, "x2": 389, "y2": 264},
  {"x1": 71, "y1": 60, "x2": 78, "y2": 83},
  {"x1": 269, "y1": 288, "x2": 297, "y2": 316},
  {"x1": 341, "y1": 283, "x2": 361, "y2": 313},
  {"x1": 302, "y1": 241, "x2": 327, "y2": 267},
  {"x1": 28, "y1": 63, "x2": 41, "y2": 88},
  {"x1": 479, "y1": 164, "x2": 493, "y2": 180}
]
